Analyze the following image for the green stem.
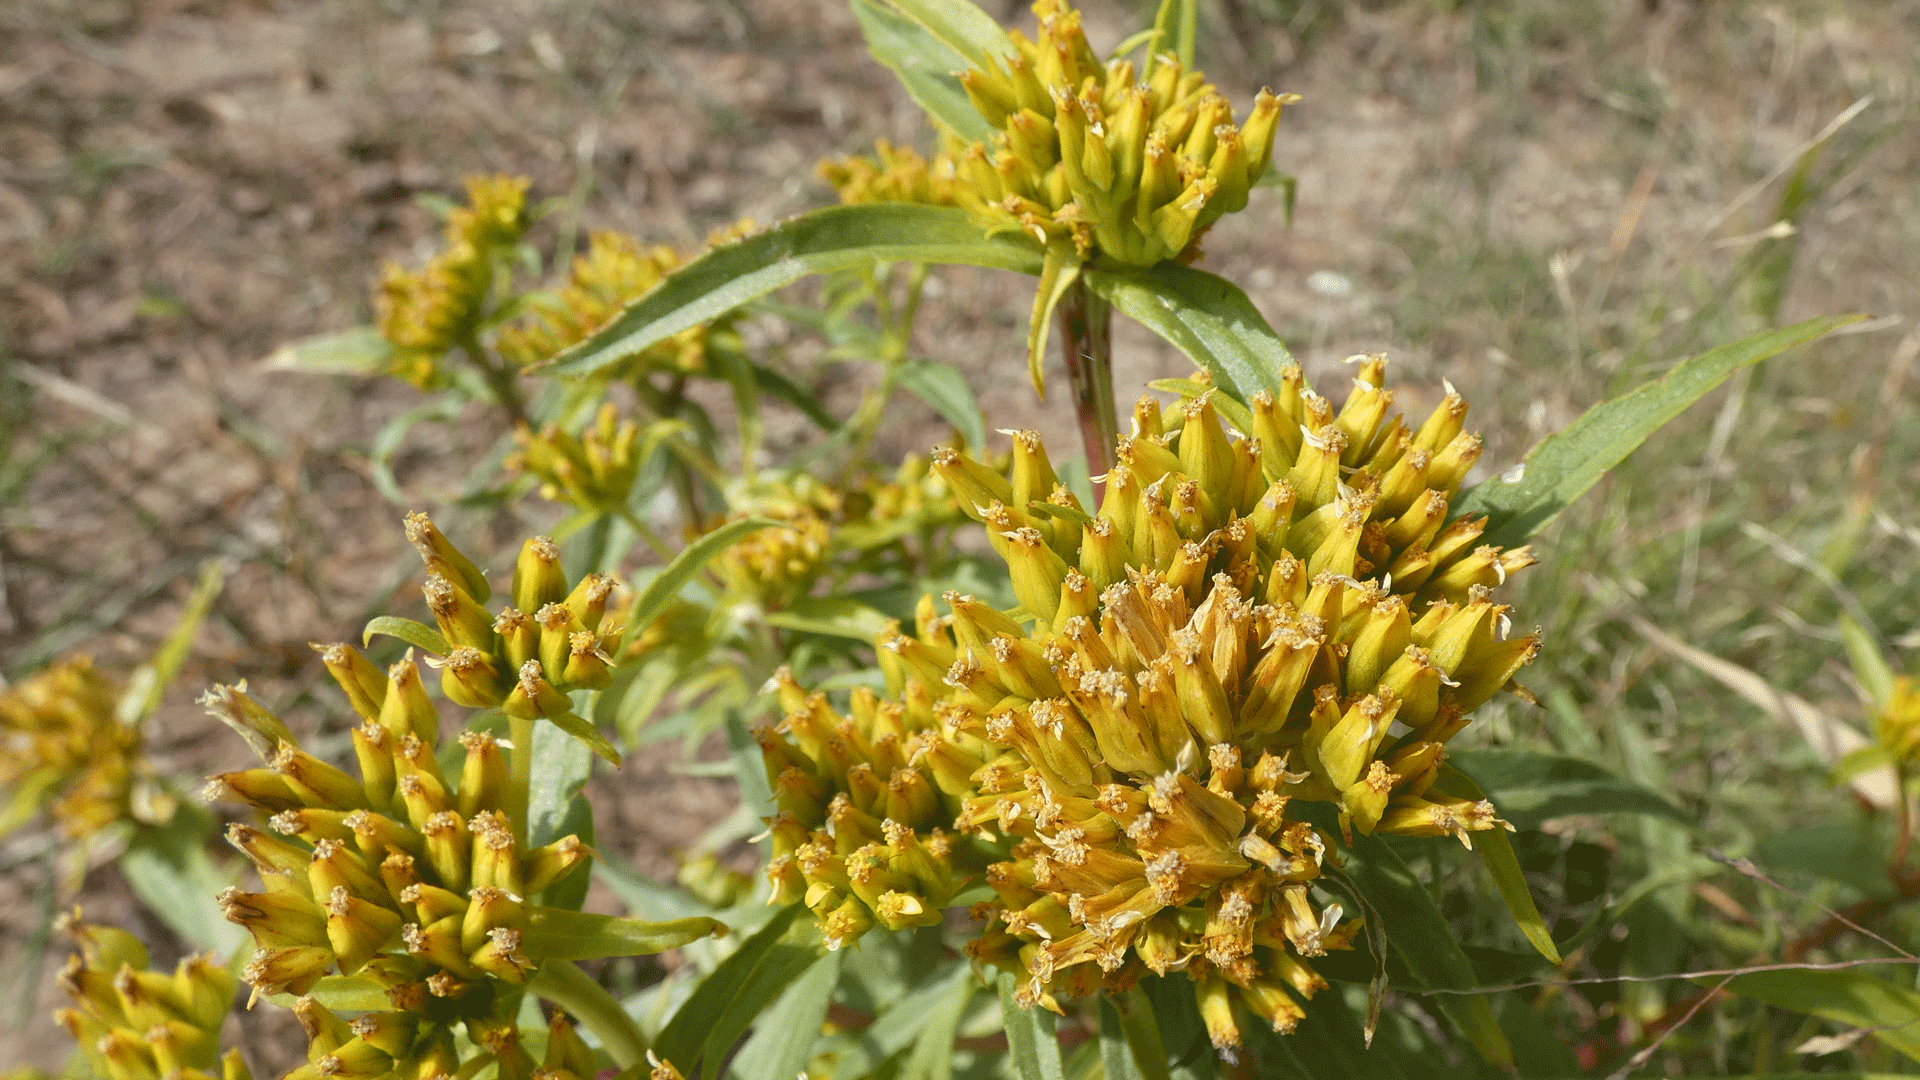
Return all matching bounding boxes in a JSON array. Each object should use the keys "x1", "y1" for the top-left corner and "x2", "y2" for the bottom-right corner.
[
  {"x1": 1052, "y1": 277, "x2": 1117, "y2": 499},
  {"x1": 530, "y1": 959, "x2": 650, "y2": 1068},
  {"x1": 508, "y1": 714, "x2": 535, "y2": 842},
  {"x1": 617, "y1": 508, "x2": 676, "y2": 561},
  {"x1": 460, "y1": 339, "x2": 530, "y2": 428}
]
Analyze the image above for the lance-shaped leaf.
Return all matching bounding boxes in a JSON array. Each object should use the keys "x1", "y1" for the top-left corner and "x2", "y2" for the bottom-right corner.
[
  {"x1": 117, "y1": 559, "x2": 224, "y2": 725},
  {"x1": 1343, "y1": 833, "x2": 1514, "y2": 1067},
  {"x1": 1100, "y1": 988, "x2": 1171, "y2": 1080},
  {"x1": 851, "y1": 0, "x2": 998, "y2": 144},
  {"x1": 1088, "y1": 264, "x2": 1297, "y2": 405},
  {"x1": 874, "y1": 0, "x2": 1013, "y2": 68},
  {"x1": 998, "y1": 969, "x2": 1067, "y2": 1080},
  {"x1": 896, "y1": 359, "x2": 987, "y2": 450},
  {"x1": 1435, "y1": 765, "x2": 1561, "y2": 964},
  {"x1": 653, "y1": 903, "x2": 826, "y2": 1080},
  {"x1": 616, "y1": 517, "x2": 785, "y2": 656},
  {"x1": 264, "y1": 326, "x2": 393, "y2": 375},
  {"x1": 362, "y1": 616, "x2": 452, "y2": 657},
  {"x1": 520, "y1": 907, "x2": 720, "y2": 961},
  {"x1": 1453, "y1": 313, "x2": 1862, "y2": 549},
  {"x1": 544, "y1": 205, "x2": 1042, "y2": 380},
  {"x1": 1147, "y1": 0, "x2": 1197, "y2": 73}
]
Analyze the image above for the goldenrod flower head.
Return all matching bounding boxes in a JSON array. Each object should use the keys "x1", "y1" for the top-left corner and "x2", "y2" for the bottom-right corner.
[
  {"x1": 0, "y1": 658, "x2": 172, "y2": 842},
  {"x1": 375, "y1": 176, "x2": 530, "y2": 388},
  {"x1": 860, "y1": 357, "x2": 1535, "y2": 1046},
  {"x1": 845, "y1": 1, "x2": 1293, "y2": 268},
  {"x1": 497, "y1": 222, "x2": 756, "y2": 375},
  {"x1": 52, "y1": 910, "x2": 247, "y2": 1080},
  {"x1": 1875, "y1": 675, "x2": 1920, "y2": 765},
  {"x1": 508, "y1": 403, "x2": 644, "y2": 514},
  {"x1": 819, "y1": 140, "x2": 962, "y2": 207}
]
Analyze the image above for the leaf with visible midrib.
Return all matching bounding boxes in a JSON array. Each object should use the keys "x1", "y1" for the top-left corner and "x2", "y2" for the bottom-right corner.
[
  {"x1": 1088, "y1": 265, "x2": 1297, "y2": 405},
  {"x1": 652, "y1": 903, "x2": 826, "y2": 1080},
  {"x1": 851, "y1": 0, "x2": 998, "y2": 144},
  {"x1": 1449, "y1": 748, "x2": 1687, "y2": 831},
  {"x1": 615, "y1": 517, "x2": 784, "y2": 656},
  {"x1": 1452, "y1": 314, "x2": 1861, "y2": 549},
  {"x1": 543, "y1": 205, "x2": 1042, "y2": 380}
]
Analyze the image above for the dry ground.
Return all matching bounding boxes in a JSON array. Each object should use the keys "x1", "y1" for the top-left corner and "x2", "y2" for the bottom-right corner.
[{"x1": 3, "y1": 0, "x2": 1918, "y2": 1068}]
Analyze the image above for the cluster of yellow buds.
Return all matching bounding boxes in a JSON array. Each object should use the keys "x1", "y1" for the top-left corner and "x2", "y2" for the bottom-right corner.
[
  {"x1": 507, "y1": 403, "x2": 643, "y2": 515},
  {"x1": 755, "y1": 666, "x2": 984, "y2": 951},
  {"x1": 819, "y1": 140, "x2": 961, "y2": 207},
  {"x1": 950, "y1": 0, "x2": 1287, "y2": 266},
  {"x1": 375, "y1": 176, "x2": 530, "y2": 388},
  {"x1": 285, "y1": 999, "x2": 600, "y2": 1080},
  {"x1": 0, "y1": 657, "x2": 171, "y2": 843},
  {"x1": 498, "y1": 223, "x2": 756, "y2": 377},
  {"x1": 837, "y1": 356, "x2": 1539, "y2": 1053},
  {"x1": 400, "y1": 513, "x2": 621, "y2": 728},
  {"x1": 53, "y1": 911, "x2": 246, "y2": 1080},
  {"x1": 835, "y1": 452, "x2": 977, "y2": 549}
]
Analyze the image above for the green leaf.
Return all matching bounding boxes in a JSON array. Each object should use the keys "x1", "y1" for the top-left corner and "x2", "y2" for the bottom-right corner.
[
  {"x1": 1146, "y1": 377, "x2": 1256, "y2": 434},
  {"x1": 1028, "y1": 245, "x2": 1081, "y2": 398},
  {"x1": 1101, "y1": 988, "x2": 1171, "y2": 1080},
  {"x1": 850, "y1": 0, "x2": 999, "y2": 143},
  {"x1": 1839, "y1": 615, "x2": 1897, "y2": 711},
  {"x1": 826, "y1": 961, "x2": 978, "y2": 1078},
  {"x1": 1452, "y1": 314, "x2": 1863, "y2": 549},
  {"x1": 616, "y1": 517, "x2": 785, "y2": 656},
  {"x1": 1088, "y1": 265, "x2": 1296, "y2": 407},
  {"x1": 998, "y1": 968, "x2": 1067, "y2": 1080},
  {"x1": 543, "y1": 709, "x2": 622, "y2": 766},
  {"x1": 876, "y1": 0, "x2": 1012, "y2": 68},
  {"x1": 117, "y1": 559, "x2": 224, "y2": 725},
  {"x1": 362, "y1": 616, "x2": 452, "y2": 657},
  {"x1": 302, "y1": 975, "x2": 392, "y2": 1012},
  {"x1": 1343, "y1": 834, "x2": 1514, "y2": 1066},
  {"x1": 727, "y1": 947, "x2": 845, "y2": 1080},
  {"x1": 546, "y1": 205, "x2": 1041, "y2": 379},
  {"x1": 528, "y1": 717, "x2": 594, "y2": 847},
  {"x1": 654, "y1": 903, "x2": 826, "y2": 1080},
  {"x1": 752, "y1": 362, "x2": 838, "y2": 431},
  {"x1": 1148, "y1": 0, "x2": 1197, "y2": 73},
  {"x1": 520, "y1": 907, "x2": 720, "y2": 961},
  {"x1": 1832, "y1": 744, "x2": 1898, "y2": 786},
  {"x1": 900, "y1": 965, "x2": 978, "y2": 1080},
  {"x1": 122, "y1": 813, "x2": 245, "y2": 955},
  {"x1": 1433, "y1": 765, "x2": 1560, "y2": 964},
  {"x1": 1448, "y1": 748, "x2": 1688, "y2": 831},
  {"x1": 1719, "y1": 968, "x2": 1920, "y2": 1064},
  {"x1": 263, "y1": 326, "x2": 393, "y2": 375},
  {"x1": 763, "y1": 597, "x2": 896, "y2": 642},
  {"x1": 594, "y1": 852, "x2": 714, "y2": 922},
  {"x1": 897, "y1": 359, "x2": 988, "y2": 450}
]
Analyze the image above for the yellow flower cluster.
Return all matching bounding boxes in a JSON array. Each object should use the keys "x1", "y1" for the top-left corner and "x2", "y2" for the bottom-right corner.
[
  {"x1": 508, "y1": 403, "x2": 643, "y2": 515},
  {"x1": 772, "y1": 356, "x2": 1538, "y2": 1052},
  {"x1": 375, "y1": 176, "x2": 530, "y2": 388},
  {"x1": 1874, "y1": 674, "x2": 1920, "y2": 766},
  {"x1": 53, "y1": 912, "x2": 246, "y2": 1080},
  {"x1": 401, "y1": 513, "x2": 620, "y2": 723},
  {"x1": 819, "y1": 140, "x2": 961, "y2": 207},
  {"x1": 0, "y1": 657, "x2": 170, "y2": 843}
]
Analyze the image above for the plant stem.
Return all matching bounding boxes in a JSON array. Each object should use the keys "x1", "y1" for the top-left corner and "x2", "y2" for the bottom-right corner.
[
  {"x1": 508, "y1": 714, "x2": 535, "y2": 841},
  {"x1": 529, "y1": 959, "x2": 650, "y2": 1068},
  {"x1": 460, "y1": 340, "x2": 530, "y2": 428},
  {"x1": 1052, "y1": 277, "x2": 1117, "y2": 500}
]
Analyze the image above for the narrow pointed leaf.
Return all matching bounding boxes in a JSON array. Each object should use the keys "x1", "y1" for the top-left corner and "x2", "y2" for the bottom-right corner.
[
  {"x1": 616, "y1": 517, "x2": 785, "y2": 656},
  {"x1": 264, "y1": 326, "x2": 393, "y2": 375},
  {"x1": 542, "y1": 710, "x2": 621, "y2": 766},
  {"x1": 1102, "y1": 988, "x2": 1170, "y2": 1080},
  {"x1": 998, "y1": 969, "x2": 1067, "y2": 1080},
  {"x1": 1087, "y1": 265, "x2": 1296, "y2": 405},
  {"x1": 901, "y1": 966, "x2": 978, "y2": 1080},
  {"x1": 1148, "y1": 0, "x2": 1197, "y2": 73},
  {"x1": 728, "y1": 948, "x2": 845, "y2": 1080},
  {"x1": 521, "y1": 907, "x2": 720, "y2": 960},
  {"x1": 1839, "y1": 615, "x2": 1896, "y2": 711},
  {"x1": 824, "y1": 962, "x2": 978, "y2": 1078},
  {"x1": 897, "y1": 359, "x2": 987, "y2": 449},
  {"x1": 118, "y1": 559, "x2": 225, "y2": 725},
  {"x1": 1028, "y1": 245, "x2": 1081, "y2": 398},
  {"x1": 654, "y1": 903, "x2": 826, "y2": 1080},
  {"x1": 1449, "y1": 748, "x2": 1687, "y2": 831},
  {"x1": 1435, "y1": 765, "x2": 1560, "y2": 963},
  {"x1": 546, "y1": 205, "x2": 1042, "y2": 379},
  {"x1": 1453, "y1": 314, "x2": 1863, "y2": 549},
  {"x1": 362, "y1": 616, "x2": 452, "y2": 657},
  {"x1": 1343, "y1": 833, "x2": 1514, "y2": 1066},
  {"x1": 880, "y1": 0, "x2": 1013, "y2": 67},
  {"x1": 851, "y1": 0, "x2": 999, "y2": 143}
]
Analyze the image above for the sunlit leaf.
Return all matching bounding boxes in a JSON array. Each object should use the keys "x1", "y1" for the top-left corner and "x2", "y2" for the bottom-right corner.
[
  {"x1": 998, "y1": 968, "x2": 1067, "y2": 1080},
  {"x1": 1088, "y1": 264, "x2": 1296, "y2": 406},
  {"x1": 653, "y1": 903, "x2": 825, "y2": 1080},
  {"x1": 1453, "y1": 314, "x2": 1863, "y2": 549},
  {"x1": 1148, "y1": 0, "x2": 1196, "y2": 73},
  {"x1": 897, "y1": 359, "x2": 988, "y2": 449},
  {"x1": 1449, "y1": 748, "x2": 1687, "y2": 831},
  {"x1": 116, "y1": 559, "x2": 224, "y2": 726},
  {"x1": 520, "y1": 908, "x2": 720, "y2": 961},
  {"x1": 1719, "y1": 968, "x2": 1920, "y2": 1064},
  {"x1": 545, "y1": 206, "x2": 1042, "y2": 380},
  {"x1": 361, "y1": 616, "x2": 452, "y2": 657},
  {"x1": 1839, "y1": 615, "x2": 1897, "y2": 711},
  {"x1": 616, "y1": 517, "x2": 785, "y2": 656},
  {"x1": 263, "y1": 326, "x2": 393, "y2": 375},
  {"x1": 850, "y1": 0, "x2": 998, "y2": 143}
]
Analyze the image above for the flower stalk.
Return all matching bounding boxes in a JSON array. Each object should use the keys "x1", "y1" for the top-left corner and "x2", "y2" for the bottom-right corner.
[
  {"x1": 528, "y1": 959, "x2": 649, "y2": 1068},
  {"x1": 1053, "y1": 277, "x2": 1117, "y2": 493}
]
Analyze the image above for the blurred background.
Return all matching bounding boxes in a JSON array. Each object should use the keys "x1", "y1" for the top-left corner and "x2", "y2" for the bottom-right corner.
[{"x1": 2, "y1": 0, "x2": 1916, "y2": 1070}]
